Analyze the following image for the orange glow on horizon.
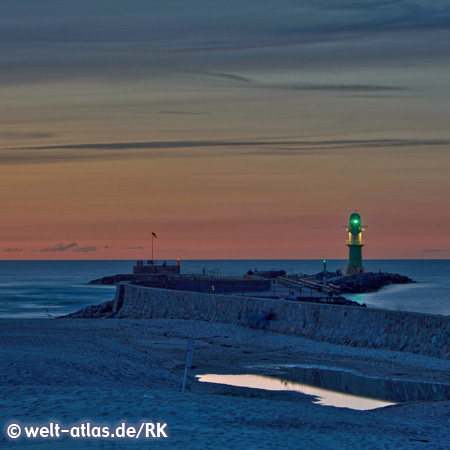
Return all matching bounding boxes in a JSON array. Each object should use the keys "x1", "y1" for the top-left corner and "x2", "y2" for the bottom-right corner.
[{"x1": 1, "y1": 144, "x2": 449, "y2": 261}]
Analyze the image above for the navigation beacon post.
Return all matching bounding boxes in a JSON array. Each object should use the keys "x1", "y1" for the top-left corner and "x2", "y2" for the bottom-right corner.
[{"x1": 346, "y1": 212, "x2": 365, "y2": 274}]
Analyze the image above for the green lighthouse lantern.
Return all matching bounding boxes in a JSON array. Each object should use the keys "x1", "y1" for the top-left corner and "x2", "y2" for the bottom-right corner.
[{"x1": 346, "y1": 212, "x2": 365, "y2": 274}]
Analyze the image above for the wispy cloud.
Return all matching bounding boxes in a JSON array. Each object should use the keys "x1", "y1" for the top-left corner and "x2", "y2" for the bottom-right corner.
[
  {"x1": 421, "y1": 249, "x2": 448, "y2": 253},
  {"x1": 2, "y1": 247, "x2": 22, "y2": 252},
  {"x1": 200, "y1": 72, "x2": 405, "y2": 93},
  {"x1": 40, "y1": 242, "x2": 78, "y2": 252},
  {"x1": 2, "y1": 1, "x2": 449, "y2": 46},
  {"x1": 9, "y1": 137, "x2": 450, "y2": 152},
  {"x1": 202, "y1": 72, "x2": 253, "y2": 83},
  {"x1": 73, "y1": 246, "x2": 97, "y2": 252},
  {"x1": 38, "y1": 243, "x2": 105, "y2": 252},
  {"x1": 2, "y1": 137, "x2": 450, "y2": 165},
  {"x1": 159, "y1": 110, "x2": 206, "y2": 116},
  {"x1": 0, "y1": 131, "x2": 56, "y2": 140}
]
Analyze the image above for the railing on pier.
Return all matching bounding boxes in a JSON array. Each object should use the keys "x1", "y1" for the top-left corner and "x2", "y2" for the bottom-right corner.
[
  {"x1": 180, "y1": 269, "x2": 244, "y2": 279},
  {"x1": 278, "y1": 276, "x2": 340, "y2": 294}
]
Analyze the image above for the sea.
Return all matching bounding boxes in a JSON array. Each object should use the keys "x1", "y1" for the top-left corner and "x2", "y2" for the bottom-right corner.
[{"x1": 0, "y1": 260, "x2": 449, "y2": 318}]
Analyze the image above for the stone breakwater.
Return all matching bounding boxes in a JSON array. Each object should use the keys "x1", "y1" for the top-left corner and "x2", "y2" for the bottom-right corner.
[
  {"x1": 331, "y1": 272, "x2": 415, "y2": 294},
  {"x1": 114, "y1": 284, "x2": 450, "y2": 360}
]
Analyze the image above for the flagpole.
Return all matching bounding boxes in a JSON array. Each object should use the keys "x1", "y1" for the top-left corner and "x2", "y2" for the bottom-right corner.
[{"x1": 151, "y1": 232, "x2": 157, "y2": 262}]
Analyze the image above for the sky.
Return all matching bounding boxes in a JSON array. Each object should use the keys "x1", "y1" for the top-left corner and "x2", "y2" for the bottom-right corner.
[{"x1": 1, "y1": 0, "x2": 449, "y2": 260}]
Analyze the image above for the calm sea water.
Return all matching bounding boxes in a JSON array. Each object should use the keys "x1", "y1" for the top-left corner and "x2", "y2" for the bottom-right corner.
[{"x1": 0, "y1": 260, "x2": 449, "y2": 318}]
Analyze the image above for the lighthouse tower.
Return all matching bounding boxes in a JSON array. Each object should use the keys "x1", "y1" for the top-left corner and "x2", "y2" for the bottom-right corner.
[{"x1": 346, "y1": 212, "x2": 365, "y2": 274}]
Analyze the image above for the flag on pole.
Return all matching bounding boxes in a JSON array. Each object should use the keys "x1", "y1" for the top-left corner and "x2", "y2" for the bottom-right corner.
[{"x1": 152, "y1": 232, "x2": 158, "y2": 238}]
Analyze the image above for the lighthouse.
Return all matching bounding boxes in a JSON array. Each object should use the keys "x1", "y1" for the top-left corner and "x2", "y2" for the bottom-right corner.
[{"x1": 346, "y1": 212, "x2": 365, "y2": 274}]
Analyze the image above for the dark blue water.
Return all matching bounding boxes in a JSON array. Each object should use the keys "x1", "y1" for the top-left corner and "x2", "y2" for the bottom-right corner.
[{"x1": 0, "y1": 260, "x2": 449, "y2": 318}]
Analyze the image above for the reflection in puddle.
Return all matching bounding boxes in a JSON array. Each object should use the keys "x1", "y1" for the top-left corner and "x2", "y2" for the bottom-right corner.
[
  {"x1": 276, "y1": 365, "x2": 450, "y2": 404},
  {"x1": 197, "y1": 374, "x2": 396, "y2": 410},
  {"x1": 198, "y1": 365, "x2": 450, "y2": 411}
]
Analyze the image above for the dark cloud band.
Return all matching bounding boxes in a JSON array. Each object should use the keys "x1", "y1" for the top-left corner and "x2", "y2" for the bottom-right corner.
[{"x1": 3, "y1": 138, "x2": 450, "y2": 165}]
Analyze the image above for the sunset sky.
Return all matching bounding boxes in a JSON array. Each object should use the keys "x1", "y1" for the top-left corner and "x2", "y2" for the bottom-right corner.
[{"x1": 1, "y1": 1, "x2": 449, "y2": 260}]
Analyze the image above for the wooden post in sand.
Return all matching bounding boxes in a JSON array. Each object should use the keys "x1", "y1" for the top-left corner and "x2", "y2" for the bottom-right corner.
[{"x1": 182, "y1": 339, "x2": 196, "y2": 393}]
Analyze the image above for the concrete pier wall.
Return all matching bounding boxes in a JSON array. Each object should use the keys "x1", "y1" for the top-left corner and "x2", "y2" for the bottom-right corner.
[{"x1": 115, "y1": 284, "x2": 450, "y2": 359}]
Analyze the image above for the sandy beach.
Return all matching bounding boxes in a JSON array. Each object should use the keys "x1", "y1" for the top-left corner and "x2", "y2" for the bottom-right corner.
[{"x1": 1, "y1": 317, "x2": 450, "y2": 449}]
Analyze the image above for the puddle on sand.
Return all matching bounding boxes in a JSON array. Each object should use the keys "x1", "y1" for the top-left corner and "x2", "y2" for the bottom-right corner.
[
  {"x1": 196, "y1": 374, "x2": 395, "y2": 410},
  {"x1": 197, "y1": 365, "x2": 450, "y2": 411},
  {"x1": 275, "y1": 365, "x2": 450, "y2": 404}
]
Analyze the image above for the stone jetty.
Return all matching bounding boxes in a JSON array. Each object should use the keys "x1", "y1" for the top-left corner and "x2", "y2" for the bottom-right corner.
[{"x1": 331, "y1": 272, "x2": 415, "y2": 294}]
